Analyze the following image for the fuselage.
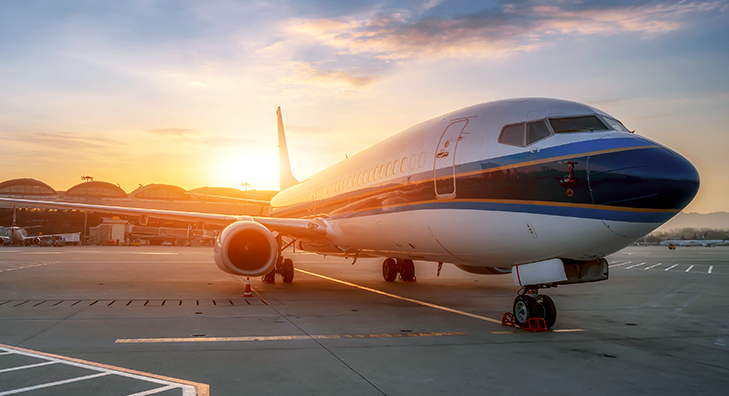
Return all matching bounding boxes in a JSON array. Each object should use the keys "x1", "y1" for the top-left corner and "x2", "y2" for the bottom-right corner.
[{"x1": 269, "y1": 98, "x2": 699, "y2": 268}]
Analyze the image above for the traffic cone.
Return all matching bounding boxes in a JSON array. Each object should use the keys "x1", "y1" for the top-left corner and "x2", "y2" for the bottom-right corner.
[{"x1": 243, "y1": 277, "x2": 253, "y2": 298}]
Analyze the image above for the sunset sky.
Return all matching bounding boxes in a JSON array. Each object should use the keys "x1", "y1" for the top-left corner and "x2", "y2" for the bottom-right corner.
[{"x1": 1, "y1": 1, "x2": 727, "y2": 213}]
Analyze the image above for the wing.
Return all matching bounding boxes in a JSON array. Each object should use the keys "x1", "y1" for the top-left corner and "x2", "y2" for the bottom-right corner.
[{"x1": 0, "y1": 198, "x2": 326, "y2": 241}]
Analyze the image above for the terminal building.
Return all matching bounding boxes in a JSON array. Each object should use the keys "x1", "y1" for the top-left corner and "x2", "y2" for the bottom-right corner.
[{"x1": 0, "y1": 178, "x2": 277, "y2": 245}]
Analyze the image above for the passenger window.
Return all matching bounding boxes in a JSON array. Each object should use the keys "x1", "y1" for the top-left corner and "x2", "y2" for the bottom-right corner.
[
  {"x1": 401, "y1": 157, "x2": 407, "y2": 173},
  {"x1": 409, "y1": 154, "x2": 416, "y2": 170},
  {"x1": 393, "y1": 160, "x2": 399, "y2": 175},
  {"x1": 379, "y1": 165, "x2": 385, "y2": 178},
  {"x1": 386, "y1": 162, "x2": 392, "y2": 177},
  {"x1": 526, "y1": 120, "x2": 551, "y2": 145},
  {"x1": 499, "y1": 124, "x2": 525, "y2": 147},
  {"x1": 418, "y1": 151, "x2": 426, "y2": 167}
]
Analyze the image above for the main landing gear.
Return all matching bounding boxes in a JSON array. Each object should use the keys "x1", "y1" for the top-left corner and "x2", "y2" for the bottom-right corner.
[
  {"x1": 382, "y1": 258, "x2": 417, "y2": 282},
  {"x1": 262, "y1": 256, "x2": 295, "y2": 284},
  {"x1": 512, "y1": 286, "x2": 557, "y2": 328}
]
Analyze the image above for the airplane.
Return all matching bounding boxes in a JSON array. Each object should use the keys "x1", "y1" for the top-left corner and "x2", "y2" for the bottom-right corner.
[
  {"x1": 0, "y1": 98, "x2": 700, "y2": 328},
  {"x1": 0, "y1": 206, "x2": 75, "y2": 246},
  {"x1": 660, "y1": 233, "x2": 729, "y2": 248}
]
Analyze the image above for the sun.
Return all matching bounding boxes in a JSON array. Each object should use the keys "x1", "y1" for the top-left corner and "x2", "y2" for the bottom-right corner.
[{"x1": 211, "y1": 150, "x2": 281, "y2": 191}]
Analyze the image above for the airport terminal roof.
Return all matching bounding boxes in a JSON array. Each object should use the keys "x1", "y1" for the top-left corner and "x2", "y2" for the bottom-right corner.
[
  {"x1": 0, "y1": 178, "x2": 57, "y2": 196},
  {"x1": 130, "y1": 184, "x2": 191, "y2": 200},
  {"x1": 66, "y1": 181, "x2": 128, "y2": 198}
]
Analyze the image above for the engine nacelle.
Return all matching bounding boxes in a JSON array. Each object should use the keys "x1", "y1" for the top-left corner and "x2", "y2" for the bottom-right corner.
[
  {"x1": 214, "y1": 221, "x2": 278, "y2": 277},
  {"x1": 454, "y1": 265, "x2": 512, "y2": 275}
]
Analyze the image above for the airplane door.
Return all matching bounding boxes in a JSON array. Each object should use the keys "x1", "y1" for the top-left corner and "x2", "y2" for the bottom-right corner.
[{"x1": 433, "y1": 120, "x2": 468, "y2": 199}]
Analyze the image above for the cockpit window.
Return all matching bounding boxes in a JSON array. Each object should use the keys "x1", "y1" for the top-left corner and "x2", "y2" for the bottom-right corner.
[
  {"x1": 603, "y1": 117, "x2": 630, "y2": 132},
  {"x1": 498, "y1": 123, "x2": 524, "y2": 147},
  {"x1": 526, "y1": 120, "x2": 551, "y2": 145},
  {"x1": 548, "y1": 115, "x2": 608, "y2": 133}
]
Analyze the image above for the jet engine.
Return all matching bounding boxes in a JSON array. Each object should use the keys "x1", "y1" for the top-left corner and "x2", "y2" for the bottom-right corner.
[
  {"x1": 214, "y1": 221, "x2": 279, "y2": 277},
  {"x1": 454, "y1": 265, "x2": 512, "y2": 275}
]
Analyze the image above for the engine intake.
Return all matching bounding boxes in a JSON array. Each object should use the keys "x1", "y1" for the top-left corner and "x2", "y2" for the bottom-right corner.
[{"x1": 214, "y1": 221, "x2": 278, "y2": 277}]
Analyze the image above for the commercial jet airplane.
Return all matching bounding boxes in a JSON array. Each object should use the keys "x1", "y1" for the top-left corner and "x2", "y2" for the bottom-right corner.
[
  {"x1": 0, "y1": 206, "x2": 73, "y2": 246},
  {"x1": 660, "y1": 233, "x2": 729, "y2": 248},
  {"x1": 0, "y1": 98, "x2": 700, "y2": 328}
]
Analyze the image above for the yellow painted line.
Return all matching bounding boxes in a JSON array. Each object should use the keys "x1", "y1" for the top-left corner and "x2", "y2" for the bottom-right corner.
[
  {"x1": 116, "y1": 331, "x2": 465, "y2": 344},
  {"x1": 0, "y1": 343, "x2": 209, "y2": 396},
  {"x1": 491, "y1": 329, "x2": 586, "y2": 334},
  {"x1": 296, "y1": 268, "x2": 503, "y2": 324}
]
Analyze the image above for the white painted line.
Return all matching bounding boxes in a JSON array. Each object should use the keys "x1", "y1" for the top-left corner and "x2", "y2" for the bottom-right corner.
[
  {"x1": 0, "y1": 372, "x2": 111, "y2": 396},
  {"x1": 686, "y1": 265, "x2": 695, "y2": 273},
  {"x1": 664, "y1": 264, "x2": 678, "y2": 271},
  {"x1": 626, "y1": 262, "x2": 647, "y2": 269},
  {"x1": 0, "y1": 361, "x2": 57, "y2": 374},
  {"x1": 609, "y1": 261, "x2": 631, "y2": 268},
  {"x1": 116, "y1": 332, "x2": 465, "y2": 344},
  {"x1": 296, "y1": 268, "x2": 502, "y2": 324},
  {"x1": 0, "y1": 351, "x2": 14, "y2": 356},
  {"x1": 644, "y1": 263, "x2": 662, "y2": 270},
  {"x1": 708, "y1": 266, "x2": 713, "y2": 274},
  {"x1": 125, "y1": 385, "x2": 177, "y2": 396}
]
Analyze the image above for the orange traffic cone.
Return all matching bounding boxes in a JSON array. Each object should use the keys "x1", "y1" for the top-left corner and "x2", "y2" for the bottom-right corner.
[{"x1": 243, "y1": 277, "x2": 253, "y2": 298}]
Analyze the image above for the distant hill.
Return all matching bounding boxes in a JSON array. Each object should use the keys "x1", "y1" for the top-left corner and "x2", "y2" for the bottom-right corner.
[{"x1": 655, "y1": 212, "x2": 729, "y2": 232}]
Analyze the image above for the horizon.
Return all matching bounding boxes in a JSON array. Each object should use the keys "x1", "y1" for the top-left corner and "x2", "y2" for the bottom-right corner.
[{"x1": 1, "y1": 1, "x2": 727, "y2": 214}]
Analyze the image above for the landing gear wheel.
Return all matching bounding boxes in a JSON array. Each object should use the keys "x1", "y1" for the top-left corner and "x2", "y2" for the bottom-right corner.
[
  {"x1": 398, "y1": 259, "x2": 416, "y2": 282},
  {"x1": 282, "y1": 258, "x2": 294, "y2": 283},
  {"x1": 538, "y1": 295, "x2": 557, "y2": 328},
  {"x1": 513, "y1": 295, "x2": 539, "y2": 327},
  {"x1": 382, "y1": 258, "x2": 397, "y2": 282}
]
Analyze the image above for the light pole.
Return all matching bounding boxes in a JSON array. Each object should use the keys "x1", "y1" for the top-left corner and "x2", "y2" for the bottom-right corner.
[
  {"x1": 81, "y1": 175, "x2": 93, "y2": 244},
  {"x1": 240, "y1": 182, "x2": 250, "y2": 191}
]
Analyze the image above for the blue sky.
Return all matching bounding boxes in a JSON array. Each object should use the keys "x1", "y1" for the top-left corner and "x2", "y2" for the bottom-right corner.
[{"x1": 0, "y1": 0, "x2": 727, "y2": 213}]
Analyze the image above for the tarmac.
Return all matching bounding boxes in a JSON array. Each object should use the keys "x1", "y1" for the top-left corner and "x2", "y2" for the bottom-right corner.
[{"x1": 0, "y1": 245, "x2": 727, "y2": 395}]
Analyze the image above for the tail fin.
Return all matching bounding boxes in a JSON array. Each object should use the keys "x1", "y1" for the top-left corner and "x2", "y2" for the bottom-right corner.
[{"x1": 277, "y1": 107, "x2": 299, "y2": 190}]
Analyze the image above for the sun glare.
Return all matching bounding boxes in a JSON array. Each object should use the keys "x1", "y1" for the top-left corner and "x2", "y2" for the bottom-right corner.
[{"x1": 211, "y1": 151, "x2": 280, "y2": 191}]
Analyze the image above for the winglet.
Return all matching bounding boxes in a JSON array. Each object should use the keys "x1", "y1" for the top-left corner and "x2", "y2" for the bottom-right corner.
[{"x1": 277, "y1": 107, "x2": 299, "y2": 190}]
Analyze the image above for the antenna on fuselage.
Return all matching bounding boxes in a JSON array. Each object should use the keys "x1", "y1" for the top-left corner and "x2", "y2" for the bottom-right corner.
[{"x1": 277, "y1": 107, "x2": 299, "y2": 190}]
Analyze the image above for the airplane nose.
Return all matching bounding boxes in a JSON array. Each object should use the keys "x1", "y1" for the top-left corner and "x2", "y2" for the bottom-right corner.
[{"x1": 587, "y1": 138, "x2": 700, "y2": 237}]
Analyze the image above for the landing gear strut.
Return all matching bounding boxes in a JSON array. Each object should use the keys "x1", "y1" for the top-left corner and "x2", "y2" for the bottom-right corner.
[
  {"x1": 513, "y1": 286, "x2": 557, "y2": 328},
  {"x1": 381, "y1": 258, "x2": 416, "y2": 282},
  {"x1": 264, "y1": 255, "x2": 295, "y2": 283}
]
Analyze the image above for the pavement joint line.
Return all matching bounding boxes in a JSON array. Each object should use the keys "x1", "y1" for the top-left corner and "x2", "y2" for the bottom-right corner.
[
  {"x1": 115, "y1": 332, "x2": 467, "y2": 343},
  {"x1": 0, "y1": 372, "x2": 112, "y2": 396},
  {"x1": 296, "y1": 268, "x2": 503, "y2": 325},
  {"x1": 0, "y1": 361, "x2": 58, "y2": 374},
  {"x1": 0, "y1": 344, "x2": 208, "y2": 396}
]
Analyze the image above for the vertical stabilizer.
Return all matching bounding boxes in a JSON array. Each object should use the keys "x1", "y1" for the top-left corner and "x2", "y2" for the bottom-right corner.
[{"x1": 277, "y1": 107, "x2": 299, "y2": 190}]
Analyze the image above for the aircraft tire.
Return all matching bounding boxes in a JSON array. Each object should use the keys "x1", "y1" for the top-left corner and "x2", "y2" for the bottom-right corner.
[
  {"x1": 539, "y1": 295, "x2": 557, "y2": 328},
  {"x1": 282, "y1": 258, "x2": 294, "y2": 283},
  {"x1": 382, "y1": 258, "x2": 397, "y2": 282},
  {"x1": 513, "y1": 295, "x2": 539, "y2": 327},
  {"x1": 399, "y1": 259, "x2": 416, "y2": 281}
]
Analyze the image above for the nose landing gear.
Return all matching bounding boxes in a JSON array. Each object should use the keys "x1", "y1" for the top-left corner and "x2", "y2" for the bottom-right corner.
[{"x1": 513, "y1": 287, "x2": 557, "y2": 328}]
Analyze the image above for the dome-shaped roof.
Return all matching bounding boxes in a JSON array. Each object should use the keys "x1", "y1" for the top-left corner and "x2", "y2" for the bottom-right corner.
[
  {"x1": 0, "y1": 178, "x2": 57, "y2": 195},
  {"x1": 130, "y1": 184, "x2": 191, "y2": 200},
  {"x1": 66, "y1": 181, "x2": 127, "y2": 197}
]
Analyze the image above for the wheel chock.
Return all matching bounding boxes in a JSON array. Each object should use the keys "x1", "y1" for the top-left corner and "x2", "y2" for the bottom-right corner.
[
  {"x1": 501, "y1": 312, "x2": 516, "y2": 327},
  {"x1": 522, "y1": 317, "x2": 548, "y2": 332}
]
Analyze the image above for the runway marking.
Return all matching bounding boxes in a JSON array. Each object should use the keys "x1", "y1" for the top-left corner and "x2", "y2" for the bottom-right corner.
[
  {"x1": 492, "y1": 328, "x2": 586, "y2": 334},
  {"x1": 708, "y1": 266, "x2": 713, "y2": 274},
  {"x1": 644, "y1": 263, "x2": 662, "y2": 270},
  {"x1": 115, "y1": 332, "x2": 465, "y2": 344},
  {"x1": 0, "y1": 261, "x2": 60, "y2": 272},
  {"x1": 664, "y1": 264, "x2": 678, "y2": 271},
  {"x1": 626, "y1": 262, "x2": 647, "y2": 269},
  {"x1": 609, "y1": 261, "x2": 632, "y2": 267},
  {"x1": 296, "y1": 268, "x2": 503, "y2": 324},
  {"x1": 686, "y1": 265, "x2": 695, "y2": 273},
  {"x1": 0, "y1": 361, "x2": 57, "y2": 374},
  {"x1": 0, "y1": 344, "x2": 208, "y2": 396}
]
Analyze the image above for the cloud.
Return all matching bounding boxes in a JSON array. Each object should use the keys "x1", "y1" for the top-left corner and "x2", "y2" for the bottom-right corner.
[
  {"x1": 144, "y1": 128, "x2": 200, "y2": 136},
  {"x1": 287, "y1": 0, "x2": 726, "y2": 64},
  {"x1": 286, "y1": 61, "x2": 378, "y2": 87}
]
